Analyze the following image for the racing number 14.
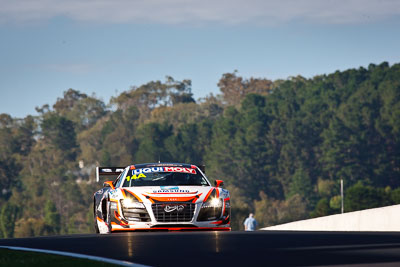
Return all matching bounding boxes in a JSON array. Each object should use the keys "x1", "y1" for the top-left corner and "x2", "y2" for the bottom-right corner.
[{"x1": 126, "y1": 173, "x2": 146, "y2": 181}]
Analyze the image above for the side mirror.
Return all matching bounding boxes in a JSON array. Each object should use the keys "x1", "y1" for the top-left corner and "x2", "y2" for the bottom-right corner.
[
  {"x1": 103, "y1": 181, "x2": 115, "y2": 189},
  {"x1": 214, "y1": 180, "x2": 224, "y2": 187}
]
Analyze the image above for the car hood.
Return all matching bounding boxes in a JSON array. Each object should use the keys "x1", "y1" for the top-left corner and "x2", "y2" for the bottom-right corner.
[{"x1": 112, "y1": 185, "x2": 229, "y2": 203}]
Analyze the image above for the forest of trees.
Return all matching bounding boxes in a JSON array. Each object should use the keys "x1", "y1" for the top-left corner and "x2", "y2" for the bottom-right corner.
[{"x1": 0, "y1": 62, "x2": 399, "y2": 237}]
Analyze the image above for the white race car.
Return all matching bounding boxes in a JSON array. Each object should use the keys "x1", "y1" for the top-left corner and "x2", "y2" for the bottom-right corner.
[{"x1": 93, "y1": 163, "x2": 231, "y2": 233}]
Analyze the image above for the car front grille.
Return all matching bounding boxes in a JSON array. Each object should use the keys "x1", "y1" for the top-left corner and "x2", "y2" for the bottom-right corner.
[{"x1": 152, "y1": 203, "x2": 196, "y2": 222}]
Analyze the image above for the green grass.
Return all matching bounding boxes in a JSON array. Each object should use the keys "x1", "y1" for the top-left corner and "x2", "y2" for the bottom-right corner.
[{"x1": 0, "y1": 248, "x2": 119, "y2": 267}]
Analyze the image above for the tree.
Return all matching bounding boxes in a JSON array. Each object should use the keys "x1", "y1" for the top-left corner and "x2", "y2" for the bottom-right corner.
[
  {"x1": 288, "y1": 167, "x2": 314, "y2": 201},
  {"x1": 0, "y1": 203, "x2": 19, "y2": 238},
  {"x1": 254, "y1": 192, "x2": 308, "y2": 227},
  {"x1": 391, "y1": 188, "x2": 400, "y2": 204},
  {"x1": 53, "y1": 89, "x2": 107, "y2": 131},
  {"x1": 0, "y1": 115, "x2": 21, "y2": 199},
  {"x1": 41, "y1": 114, "x2": 78, "y2": 160},
  {"x1": 44, "y1": 200, "x2": 61, "y2": 234},
  {"x1": 165, "y1": 123, "x2": 204, "y2": 164},
  {"x1": 135, "y1": 122, "x2": 173, "y2": 163},
  {"x1": 14, "y1": 116, "x2": 36, "y2": 156},
  {"x1": 111, "y1": 77, "x2": 194, "y2": 122},
  {"x1": 310, "y1": 198, "x2": 332, "y2": 218},
  {"x1": 345, "y1": 182, "x2": 391, "y2": 212},
  {"x1": 218, "y1": 71, "x2": 272, "y2": 106},
  {"x1": 0, "y1": 158, "x2": 19, "y2": 199}
]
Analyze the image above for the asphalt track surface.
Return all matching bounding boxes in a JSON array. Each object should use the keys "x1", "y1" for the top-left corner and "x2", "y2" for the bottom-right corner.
[{"x1": 2, "y1": 231, "x2": 400, "y2": 266}]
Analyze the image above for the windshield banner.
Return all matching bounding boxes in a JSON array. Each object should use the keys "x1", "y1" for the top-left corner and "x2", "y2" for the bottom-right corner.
[{"x1": 133, "y1": 167, "x2": 196, "y2": 175}]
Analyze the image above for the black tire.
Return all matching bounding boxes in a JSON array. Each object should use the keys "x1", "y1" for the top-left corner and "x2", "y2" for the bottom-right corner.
[
  {"x1": 94, "y1": 200, "x2": 100, "y2": 233},
  {"x1": 106, "y1": 201, "x2": 112, "y2": 233}
]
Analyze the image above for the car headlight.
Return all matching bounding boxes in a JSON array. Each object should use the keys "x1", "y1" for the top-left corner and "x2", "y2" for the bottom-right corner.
[
  {"x1": 198, "y1": 197, "x2": 223, "y2": 221},
  {"x1": 121, "y1": 199, "x2": 145, "y2": 209},
  {"x1": 201, "y1": 197, "x2": 223, "y2": 209}
]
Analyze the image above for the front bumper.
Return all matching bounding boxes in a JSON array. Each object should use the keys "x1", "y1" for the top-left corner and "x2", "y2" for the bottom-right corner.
[
  {"x1": 111, "y1": 225, "x2": 231, "y2": 232},
  {"x1": 108, "y1": 201, "x2": 231, "y2": 232}
]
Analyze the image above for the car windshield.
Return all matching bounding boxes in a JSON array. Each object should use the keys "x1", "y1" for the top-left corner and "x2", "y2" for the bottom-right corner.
[{"x1": 122, "y1": 167, "x2": 209, "y2": 187}]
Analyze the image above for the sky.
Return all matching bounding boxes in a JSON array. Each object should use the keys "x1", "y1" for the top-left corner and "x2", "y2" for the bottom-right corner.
[{"x1": 1, "y1": 0, "x2": 400, "y2": 118}]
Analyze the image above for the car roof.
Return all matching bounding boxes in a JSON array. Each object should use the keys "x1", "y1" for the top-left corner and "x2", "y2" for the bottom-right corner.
[
  {"x1": 131, "y1": 163, "x2": 195, "y2": 169},
  {"x1": 128, "y1": 163, "x2": 206, "y2": 174}
]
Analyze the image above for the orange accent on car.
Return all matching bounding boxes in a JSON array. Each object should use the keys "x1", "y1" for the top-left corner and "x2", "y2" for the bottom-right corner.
[
  {"x1": 215, "y1": 180, "x2": 224, "y2": 187},
  {"x1": 148, "y1": 196, "x2": 196, "y2": 202},
  {"x1": 211, "y1": 215, "x2": 230, "y2": 225},
  {"x1": 192, "y1": 193, "x2": 203, "y2": 203},
  {"x1": 104, "y1": 181, "x2": 115, "y2": 190},
  {"x1": 130, "y1": 165, "x2": 136, "y2": 170},
  {"x1": 114, "y1": 211, "x2": 127, "y2": 225},
  {"x1": 203, "y1": 189, "x2": 214, "y2": 202},
  {"x1": 148, "y1": 192, "x2": 198, "y2": 195},
  {"x1": 121, "y1": 189, "x2": 127, "y2": 198},
  {"x1": 97, "y1": 216, "x2": 104, "y2": 223},
  {"x1": 124, "y1": 188, "x2": 143, "y2": 202},
  {"x1": 142, "y1": 195, "x2": 155, "y2": 204},
  {"x1": 216, "y1": 188, "x2": 220, "y2": 198}
]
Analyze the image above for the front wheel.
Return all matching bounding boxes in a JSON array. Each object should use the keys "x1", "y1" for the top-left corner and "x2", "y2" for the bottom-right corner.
[
  {"x1": 94, "y1": 202, "x2": 100, "y2": 233},
  {"x1": 106, "y1": 201, "x2": 112, "y2": 233},
  {"x1": 94, "y1": 199, "x2": 112, "y2": 234}
]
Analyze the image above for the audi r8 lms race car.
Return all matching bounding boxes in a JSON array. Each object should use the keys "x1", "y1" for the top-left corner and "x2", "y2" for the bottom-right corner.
[{"x1": 93, "y1": 163, "x2": 231, "y2": 233}]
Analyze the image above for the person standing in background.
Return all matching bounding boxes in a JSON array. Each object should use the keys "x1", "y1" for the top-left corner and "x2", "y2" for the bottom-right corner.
[{"x1": 244, "y1": 213, "x2": 257, "y2": 231}]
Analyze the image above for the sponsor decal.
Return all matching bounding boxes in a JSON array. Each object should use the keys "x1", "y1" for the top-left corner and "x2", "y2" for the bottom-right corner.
[
  {"x1": 150, "y1": 186, "x2": 198, "y2": 194},
  {"x1": 147, "y1": 163, "x2": 183, "y2": 167},
  {"x1": 152, "y1": 189, "x2": 190, "y2": 193},
  {"x1": 160, "y1": 186, "x2": 179, "y2": 190},
  {"x1": 133, "y1": 167, "x2": 163, "y2": 175},
  {"x1": 102, "y1": 168, "x2": 112, "y2": 172},
  {"x1": 164, "y1": 204, "x2": 185, "y2": 213},
  {"x1": 164, "y1": 167, "x2": 196, "y2": 174},
  {"x1": 165, "y1": 198, "x2": 180, "y2": 201},
  {"x1": 132, "y1": 167, "x2": 196, "y2": 175},
  {"x1": 109, "y1": 189, "x2": 118, "y2": 198}
]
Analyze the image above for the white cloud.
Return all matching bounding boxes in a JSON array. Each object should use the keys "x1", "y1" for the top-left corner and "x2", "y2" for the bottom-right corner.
[{"x1": 0, "y1": 0, "x2": 399, "y2": 25}]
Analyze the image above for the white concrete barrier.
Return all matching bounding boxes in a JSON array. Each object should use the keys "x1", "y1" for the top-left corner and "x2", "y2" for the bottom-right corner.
[{"x1": 261, "y1": 204, "x2": 400, "y2": 231}]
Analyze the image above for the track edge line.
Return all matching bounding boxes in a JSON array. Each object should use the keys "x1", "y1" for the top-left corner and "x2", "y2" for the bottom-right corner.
[{"x1": 0, "y1": 245, "x2": 150, "y2": 267}]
